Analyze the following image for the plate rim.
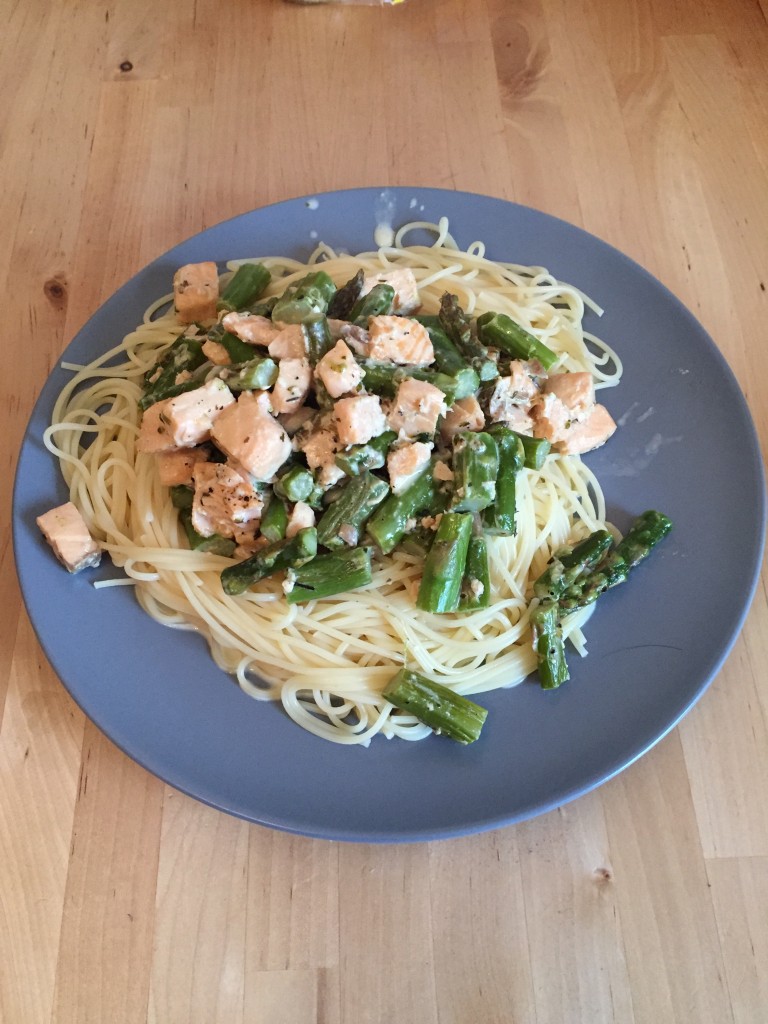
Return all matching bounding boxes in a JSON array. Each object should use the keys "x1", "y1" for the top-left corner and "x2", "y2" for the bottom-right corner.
[{"x1": 12, "y1": 186, "x2": 767, "y2": 843}]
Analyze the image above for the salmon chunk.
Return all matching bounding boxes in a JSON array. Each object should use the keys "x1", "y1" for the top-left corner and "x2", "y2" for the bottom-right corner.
[
  {"x1": 162, "y1": 379, "x2": 236, "y2": 448},
  {"x1": 156, "y1": 447, "x2": 208, "y2": 486},
  {"x1": 271, "y1": 357, "x2": 312, "y2": 415},
  {"x1": 201, "y1": 339, "x2": 231, "y2": 365},
  {"x1": 334, "y1": 394, "x2": 388, "y2": 446},
  {"x1": 556, "y1": 404, "x2": 617, "y2": 454},
  {"x1": 285, "y1": 501, "x2": 316, "y2": 538},
  {"x1": 191, "y1": 462, "x2": 264, "y2": 538},
  {"x1": 439, "y1": 395, "x2": 485, "y2": 441},
  {"x1": 544, "y1": 372, "x2": 595, "y2": 420},
  {"x1": 315, "y1": 340, "x2": 364, "y2": 398},
  {"x1": 173, "y1": 262, "x2": 219, "y2": 324},
  {"x1": 137, "y1": 398, "x2": 176, "y2": 453},
  {"x1": 221, "y1": 312, "x2": 279, "y2": 347},
  {"x1": 532, "y1": 392, "x2": 570, "y2": 444},
  {"x1": 488, "y1": 362, "x2": 539, "y2": 423},
  {"x1": 360, "y1": 268, "x2": 421, "y2": 315},
  {"x1": 37, "y1": 502, "x2": 101, "y2": 573},
  {"x1": 388, "y1": 378, "x2": 446, "y2": 438},
  {"x1": 368, "y1": 316, "x2": 434, "y2": 365},
  {"x1": 268, "y1": 324, "x2": 307, "y2": 360},
  {"x1": 387, "y1": 441, "x2": 433, "y2": 495},
  {"x1": 210, "y1": 391, "x2": 292, "y2": 481},
  {"x1": 298, "y1": 423, "x2": 345, "y2": 489}
]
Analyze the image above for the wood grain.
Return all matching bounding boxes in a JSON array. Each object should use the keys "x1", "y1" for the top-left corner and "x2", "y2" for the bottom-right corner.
[{"x1": 2, "y1": 1, "x2": 767, "y2": 1022}]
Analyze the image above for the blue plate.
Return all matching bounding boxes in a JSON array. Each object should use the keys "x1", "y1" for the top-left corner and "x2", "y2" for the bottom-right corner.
[{"x1": 12, "y1": 188, "x2": 766, "y2": 842}]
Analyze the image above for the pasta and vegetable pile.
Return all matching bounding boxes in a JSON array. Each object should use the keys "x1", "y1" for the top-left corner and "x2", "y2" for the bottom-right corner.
[{"x1": 40, "y1": 219, "x2": 671, "y2": 745}]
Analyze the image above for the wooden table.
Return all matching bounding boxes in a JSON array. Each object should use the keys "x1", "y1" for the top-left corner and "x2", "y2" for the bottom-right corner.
[{"x1": 3, "y1": 1, "x2": 767, "y2": 1021}]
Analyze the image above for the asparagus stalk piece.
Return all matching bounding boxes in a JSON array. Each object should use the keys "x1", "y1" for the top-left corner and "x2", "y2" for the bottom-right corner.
[
  {"x1": 348, "y1": 282, "x2": 395, "y2": 325},
  {"x1": 140, "y1": 335, "x2": 206, "y2": 410},
  {"x1": 326, "y1": 269, "x2": 365, "y2": 320},
  {"x1": 334, "y1": 430, "x2": 398, "y2": 476},
  {"x1": 274, "y1": 465, "x2": 315, "y2": 503},
  {"x1": 615, "y1": 510, "x2": 673, "y2": 568},
  {"x1": 482, "y1": 426, "x2": 524, "y2": 534},
  {"x1": 530, "y1": 600, "x2": 570, "y2": 689},
  {"x1": 220, "y1": 528, "x2": 317, "y2": 596},
  {"x1": 285, "y1": 545, "x2": 373, "y2": 603},
  {"x1": 316, "y1": 471, "x2": 390, "y2": 550},
  {"x1": 450, "y1": 431, "x2": 499, "y2": 513},
  {"x1": 179, "y1": 509, "x2": 236, "y2": 557},
  {"x1": 533, "y1": 529, "x2": 614, "y2": 602},
  {"x1": 458, "y1": 534, "x2": 491, "y2": 610},
  {"x1": 557, "y1": 511, "x2": 672, "y2": 612},
  {"x1": 271, "y1": 271, "x2": 337, "y2": 325},
  {"x1": 367, "y1": 461, "x2": 446, "y2": 554},
  {"x1": 259, "y1": 495, "x2": 289, "y2": 543},
  {"x1": 249, "y1": 295, "x2": 278, "y2": 319},
  {"x1": 416, "y1": 512, "x2": 473, "y2": 613},
  {"x1": 476, "y1": 311, "x2": 559, "y2": 371},
  {"x1": 512, "y1": 431, "x2": 551, "y2": 470},
  {"x1": 218, "y1": 263, "x2": 271, "y2": 313},
  {"x1": 438, "y1": 293, "x2": 498, "y2": 382},
  {"x1": 400, "y1": 524, "x2": 436, "y2": 557},
  {"x1": 558, "y1": 551, "x2": 629, "y2": 612},
  {"x1": 382, "y1": 668, "x2": 488, "y2": 744},
  {"x1": 170, "y1": 484, "x2": 194, "y2": 510},
  {"x1": 302, "y1": 314, "x2": 334, "y2": 365},
  {"x1": 227, "y1": 355, "x2": 279, "y2": 391},
  {"x1": 417, "y1": 321, "x2": 481, "y2": 399}
]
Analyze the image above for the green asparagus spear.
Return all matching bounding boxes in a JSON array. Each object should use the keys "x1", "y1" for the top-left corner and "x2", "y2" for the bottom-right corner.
[
  {"x1": 415, "y1": 320, "x2": 481, "y2": 399},
  {"x1": 271, "y1": 271, "x2": 337, "y2": 325},
  {"x1": 512, "y1": 432, "x2": 551, "y2": 470},
  {"x1": 450, "y1": 431, "x2": 499, "y2": 513},
  {"x1": 476, "y1": 312, "x2": 559, "y2": 371},
  {"x1": 220, "y1": 528, "x2": 318, "y2": 596},
  {"x1": 139, "y1": 335, "x2": 207, "y2": 410},
  {"x1": 348, "y1": 282, "x2": 395, "y2": 325},
  {"x1": 614, "y1": 510, "x2": 673, "y2": 569},
  {"x1": 259, "y1": 495, "x2": 289, "y2": 543},
  {"x1": 227, "y1": 355, "x2": 279, "y2": 392},
  {"x1": 557, "y1": 551, "x2": 629, "y2": 612},
  {"x1": 482, "y1": 426, "x2": 524, "y2": 534},
  {"x1": 285, "y1": 545, "x2": 373, "y2": 603},
  {"x1": 416, "y1": 512, "x2": 473, "y2": 613},
  {"x1": 533, "y1": 529, "x2": 614, "y2": 602},
  {"x1": 367, "y1": 461, "x2": 446, "y2": 554},
  {"x1": 316, "y1": 472, "x2": 390, "y2": 550},
  {"x1": 179, "y1": 509, "x2": 236, "y2": 557},
  {"x1": 458, "y1": 534, "x2": 491, "y2": 610},
  {"x1": 530, "y1": 600, "x2": 570, "y2": 689},
  {"x1": 249, "y1": 295, "x2": 278, "y2": 319},
  {"x1": 382, "y1": 669, "x2": 488, "y2": 744},
  {"x1": 274, "y1": 465, "x2": 315, "y2": 503},
  {"x1": 218, "y1": 263, "x2": 271, "y2": 313},
  {"x1": 326, "y1": 269, "x2": 365, "y2": 319},
  {"x1": 556, "y1": 511, "x2": 672, "y2": 612},
  {"x1": 334, "y1": 430, "x2": 398, "y2": 476},
  {"x1": 438, "y1": 293, "x2": 498, "y2": 382},
  {"x1": 302, "y1": 314, "x2": 334, "y2": 365},
  {"x1": 400, "y1": 524, "x2": 436, "y2": 557},
  {"x1": 170, "y1": 484, "x2": 194, "y2": 510}
]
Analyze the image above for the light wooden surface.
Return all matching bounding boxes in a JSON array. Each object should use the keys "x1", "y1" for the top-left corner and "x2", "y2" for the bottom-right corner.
[{"x1": 2, "y1": 0, "x2": 767, "y2": 1021}]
